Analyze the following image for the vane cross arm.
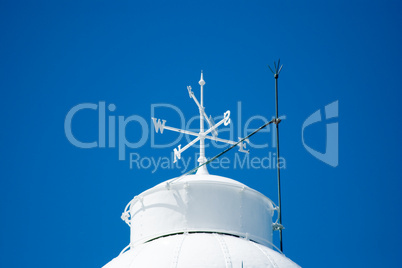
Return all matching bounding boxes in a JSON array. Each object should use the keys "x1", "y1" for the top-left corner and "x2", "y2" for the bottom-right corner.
[
  {"x1": 172, "y1": 110, "x2": 231, "y2": 163},
  {"x1": 203, "y1": 135, "x2": 249, "y2": 153},
  {"x1": 204, "y1": 135, "x2": 236, "y2": 145},
  {"x1": 163, "y1": 125, "x2": 199, "y2": 137},
  {"x1": 151, "y1": 117, "x2": 199, "y2": 137},
  {"x1": 173, "y1": 136, "x2": 201, "y2": 163}
]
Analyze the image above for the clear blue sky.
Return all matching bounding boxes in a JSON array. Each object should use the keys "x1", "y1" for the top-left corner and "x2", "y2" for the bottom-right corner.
[{"x1": 0, "y1": 1, "x2": 401, "y2": 267}]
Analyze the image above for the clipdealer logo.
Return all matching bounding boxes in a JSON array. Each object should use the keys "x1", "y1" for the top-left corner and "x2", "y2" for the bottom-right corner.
[
  {"x1": 63, "y1": 101, "x2": 286, "y2": 171},
  {"x1": 64, "y1": 100, "x2": 339, "y2": 170}
]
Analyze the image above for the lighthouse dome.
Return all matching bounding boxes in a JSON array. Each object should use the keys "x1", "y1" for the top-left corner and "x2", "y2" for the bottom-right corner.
[
  {"x1": 103, "y1": 174, "x2": 300, "y2": 267},
  {"x1": 104, "y1": 232, "x2": 299, "y2": 268}
]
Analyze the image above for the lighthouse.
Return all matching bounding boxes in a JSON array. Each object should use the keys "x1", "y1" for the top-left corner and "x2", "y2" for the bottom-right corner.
[{"x1": 103, "y1": 72, "x2": 300, "y2": 268}]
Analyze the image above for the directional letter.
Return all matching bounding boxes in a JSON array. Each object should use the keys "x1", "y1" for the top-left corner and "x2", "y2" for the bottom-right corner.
[
  {"x1": 238, "y1": 138, "x2": 249, "y2": 153},
  {"x1": 224, "y1": 110, "x2": 231, "y2": 126},
  {"x1": 187, "y1": 86, "x2": 193, "y2": 98},
  {"x1": 173, "y1": 144, "x2": 182, "y2": 163},
  {"x1": 152, "y1": 117, "x2": 167, "y2": 134}
]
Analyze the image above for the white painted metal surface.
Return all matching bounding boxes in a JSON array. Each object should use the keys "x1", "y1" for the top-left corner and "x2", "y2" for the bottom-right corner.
[
  {"x1": 103, "y1": 232, "x2": 300, "y2": 268},
  {"x1": 122, "y1": 174, "x2": 277, "y2": 248}
]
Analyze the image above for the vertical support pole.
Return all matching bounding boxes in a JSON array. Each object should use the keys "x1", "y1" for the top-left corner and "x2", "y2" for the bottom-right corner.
[
  {"x1": 274, "y1": 71, "x2": 283, "y2": 252},
  {"x1": 269, "y1": 60, "x2": 283, "y2": 252},
  {"x1": 197, "y1": 71, "x2": 208, "y2": 174},
  {"x1": 200, "y1": 71, "x2": 204, "y2": 158}
]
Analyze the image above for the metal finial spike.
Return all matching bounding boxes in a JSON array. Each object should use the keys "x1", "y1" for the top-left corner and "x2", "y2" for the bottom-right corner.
[
  {"x1": 268, "y1": 65, "x2": 275, "y2": 74},
  {"x1": 199, "y1": 70, "x2": 205, "y2": 86},
  {"x1": 278, "y1": 64, "x2": 283, "y2": 74}
]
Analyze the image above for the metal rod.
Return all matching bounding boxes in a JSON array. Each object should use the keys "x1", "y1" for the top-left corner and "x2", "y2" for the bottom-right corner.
[
  {"x1": 274, "y1": 64, "x2": 283, "y2": 252},
  {"x1": 197, "y1": 71, "x2": 208, "y2": 174},
  {"x1": 199, "y1": 72, "x2": 205, "y2": 162}
]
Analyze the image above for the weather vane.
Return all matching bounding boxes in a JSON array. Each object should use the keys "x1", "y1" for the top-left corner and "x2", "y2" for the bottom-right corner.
[{"x1": 151, "y1": 71, "x2": 249, "y2": 174}]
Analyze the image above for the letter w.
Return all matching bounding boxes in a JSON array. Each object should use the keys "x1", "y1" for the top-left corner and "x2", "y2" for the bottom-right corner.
[{"x1": 151, "y1": 118, "x2": 167, "y2": 134}]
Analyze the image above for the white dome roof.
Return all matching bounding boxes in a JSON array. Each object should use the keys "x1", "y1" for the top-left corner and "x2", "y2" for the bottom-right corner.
[
  {"x1": 105, "y1": 173, "x2": 301, "y2": 267},
  {"x1": 123, "y1": 174, "x2": 277, "y2": 248},
  {"x1": 103, "y1": 233, "x2": 300, "y2": 268}
]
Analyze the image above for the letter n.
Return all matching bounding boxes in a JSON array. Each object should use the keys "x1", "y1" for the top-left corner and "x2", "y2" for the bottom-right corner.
[{"x1": 173, "y1": 145, "x2": 182, "y2": 163}]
